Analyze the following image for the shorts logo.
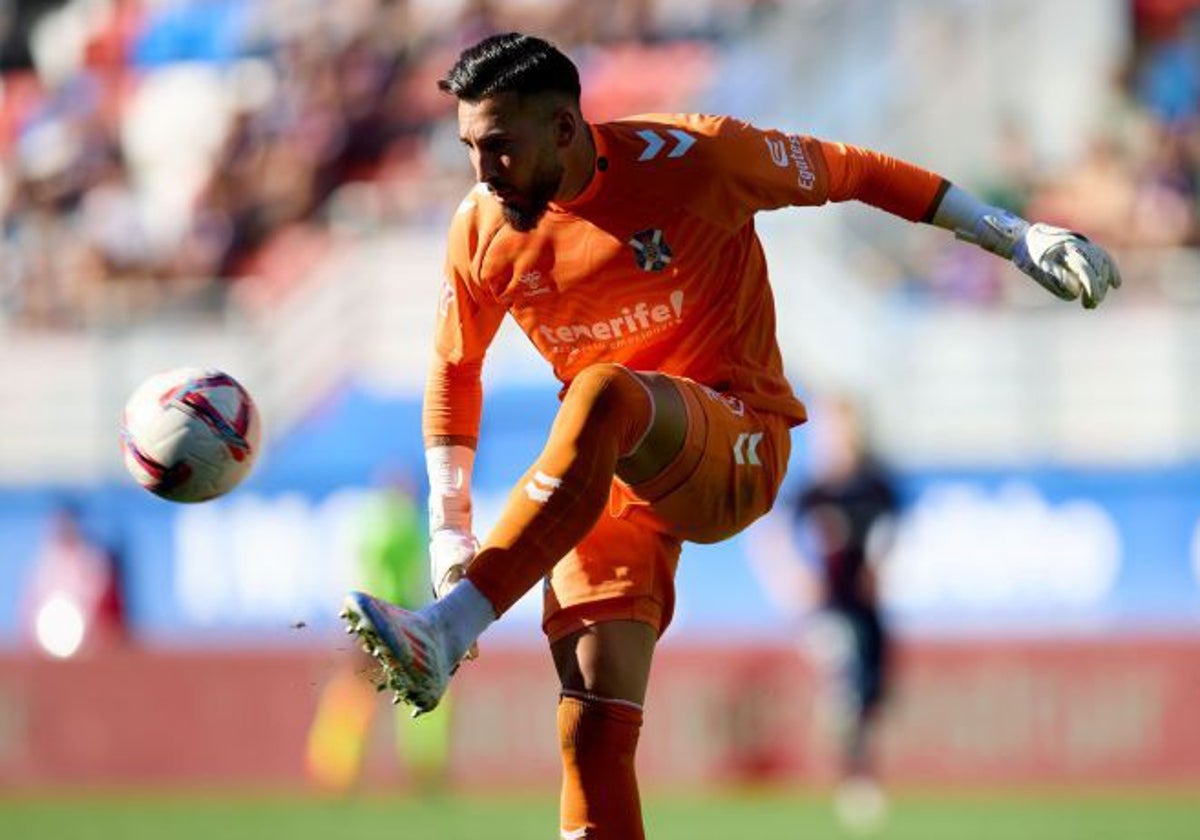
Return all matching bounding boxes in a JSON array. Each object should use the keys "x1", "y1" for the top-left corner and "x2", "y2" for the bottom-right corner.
[
  {"x1": 699, "y1": 384, "x2": 745, "y2": 417},
  {"x1": 733, "y1": 432, "x2": 763, "y2": 466},
  {"x1": 525, "y1": 471, "x2": 562, "y2": 503},
  {"x1": 629, "y1": 229, "x2": 672, "y2": 272}
]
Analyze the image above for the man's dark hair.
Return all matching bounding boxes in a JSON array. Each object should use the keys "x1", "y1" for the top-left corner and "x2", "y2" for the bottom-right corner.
[{"x1": 438, "y1": 33, "x2": 580, "y2": 103}]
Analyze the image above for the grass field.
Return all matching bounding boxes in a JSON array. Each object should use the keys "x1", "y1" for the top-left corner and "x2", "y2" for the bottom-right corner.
[{"x1": 3, "y1": 790, "x2": 1198, "y2": 840}]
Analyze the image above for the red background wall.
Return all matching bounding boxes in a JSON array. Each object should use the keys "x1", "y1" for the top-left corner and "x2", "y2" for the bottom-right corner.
[{"x1": 2, "y1": 639, "x2": 1198, "y2": 788}]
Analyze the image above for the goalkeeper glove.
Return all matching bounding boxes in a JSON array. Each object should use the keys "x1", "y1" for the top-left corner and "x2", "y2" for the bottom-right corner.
[
  {"x1": 426, "y1": 443, "x2": 480, "y2": 660},
  {"x1": 429, "y1": 529, "x2": 479, "y2": 601},
  {"x1": 426, "y1": 443, "x2": 477, "y2": 595},
  {"x1": 933, "y1": 184, "x2": 1121, "y2": 308},
  {"x1": 965, "y1": 211, "x2": 1122, "y2": 309}
]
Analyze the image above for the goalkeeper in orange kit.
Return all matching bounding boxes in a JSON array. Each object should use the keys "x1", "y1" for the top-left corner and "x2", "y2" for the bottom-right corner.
[{"x1": 341, "y1": 32, "x2": 1121, "y2": 839}]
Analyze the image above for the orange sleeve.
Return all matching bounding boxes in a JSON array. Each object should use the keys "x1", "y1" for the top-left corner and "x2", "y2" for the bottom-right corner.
[
  {"x1": 816, "y1": 140, "x2": 948, "y2": 222},
  {"x1": 422, "y1": 211, "x2": 506, "y2": 444},
  {"x1": 698, "y1": 117, "x2": 947, "y2": 227}
]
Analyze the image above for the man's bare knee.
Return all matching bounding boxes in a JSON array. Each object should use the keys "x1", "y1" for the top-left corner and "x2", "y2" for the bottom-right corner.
[
  {"x1": 551, "y1": 620, "x2": 657, "y2": 705},
  {"x1": 616, "y1": 373, "x2": 687, "y2": 485}
]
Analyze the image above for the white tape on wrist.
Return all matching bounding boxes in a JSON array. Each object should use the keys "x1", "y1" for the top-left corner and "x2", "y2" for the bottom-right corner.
[
  {"x1": 426, "y1": 445, "x2": 475, "y2": 533},
  {"x1": 931, "y1": 184, "x2": 1028, "y2": 259}
]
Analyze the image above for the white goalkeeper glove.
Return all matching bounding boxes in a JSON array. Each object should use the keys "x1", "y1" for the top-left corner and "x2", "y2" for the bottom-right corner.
[
  {"x1": 426, "y1": 444, "x2": 480, "y2": 660},
  {"x1": 429, "y1": 528, "x2": 479, "y2": 600},
  {"x1": 934, "y1": 185, "x2": 1121, "y2": 309},
  {"x1": 971, "y1": 213, "x2": 1121, "y2": 309},
  {"x1": 428, "y1": 529, "x2": 481, "y2": 662},
  {"x1": 426, "y1": 444, "x2": 479, "y2": 597}
]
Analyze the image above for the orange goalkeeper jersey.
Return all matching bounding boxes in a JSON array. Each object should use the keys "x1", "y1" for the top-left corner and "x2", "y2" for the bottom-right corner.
[{"x1": 424, "y1": 113, "x2": 947, "y2": 441}]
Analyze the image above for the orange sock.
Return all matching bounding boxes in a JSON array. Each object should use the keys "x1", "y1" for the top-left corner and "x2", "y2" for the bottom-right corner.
[
  {"x1": 465, "y1": 364, "x2": 652, "y2": 614},
  {"x1": 558, "y1": 693, "x2": 645, "y2": 840}
]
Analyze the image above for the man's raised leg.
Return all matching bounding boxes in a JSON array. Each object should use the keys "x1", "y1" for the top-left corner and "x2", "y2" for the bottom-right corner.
[
  {"x1": 342, "y1": 363, "x2": 687, "y2": 711},
  {"x1": 465, "y1": 365, "x2": 686, "y2": 613}
]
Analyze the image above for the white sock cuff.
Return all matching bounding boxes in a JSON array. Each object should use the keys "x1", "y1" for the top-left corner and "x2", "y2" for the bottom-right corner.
[
  {"x1": 443, "y1": 577, "x2": 497, "y2": 618},
  {"x1": 560, "y1": 689, "x2": 644, "y2": 712},
  {"x1": 429, "y1": 578, "x2": 495, "y2": 662}
]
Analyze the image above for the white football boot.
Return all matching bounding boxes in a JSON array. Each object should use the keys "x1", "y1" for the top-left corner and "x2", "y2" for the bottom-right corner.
[{"x1": 340, "y1": 591, "x2": 452, "y2": 714}]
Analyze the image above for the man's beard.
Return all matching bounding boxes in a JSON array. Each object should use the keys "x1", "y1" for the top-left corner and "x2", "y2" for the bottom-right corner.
[{"x1": 497, "y1": 162, "x2": 564, "y2": 232}]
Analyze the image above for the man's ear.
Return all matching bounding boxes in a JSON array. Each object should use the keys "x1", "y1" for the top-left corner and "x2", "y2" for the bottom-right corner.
[{"x1": 551, "y1": 105, "x2": 579, "y2": 149}]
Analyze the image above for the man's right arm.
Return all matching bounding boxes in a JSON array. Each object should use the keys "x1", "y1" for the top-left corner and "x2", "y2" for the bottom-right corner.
[
  {"x1": 423, "y1": 220, "x2": 506, "y2": 601},
  {"x1": 424, "y1": 355, "x2": 484, "y2": 600}
]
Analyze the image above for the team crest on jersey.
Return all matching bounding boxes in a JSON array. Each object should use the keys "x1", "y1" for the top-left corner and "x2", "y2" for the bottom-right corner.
[{"x1": 628, "y1": 229, "x2": 672, "y2": 272}]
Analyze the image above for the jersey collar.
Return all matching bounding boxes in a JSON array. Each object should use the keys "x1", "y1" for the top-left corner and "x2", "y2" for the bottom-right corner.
[{"x1": 550, "y1": 122, "x2": 608, "y2": 214}]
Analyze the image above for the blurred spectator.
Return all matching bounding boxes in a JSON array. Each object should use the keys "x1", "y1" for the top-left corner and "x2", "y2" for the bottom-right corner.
[
  {"x1": 1026, "y1": 135, "x2": 1140, "y2": 249},
  {"x1": 1130, "y1": 0, "x2": 1200, "y2": 126},
  {"x1": 305, "y1": 469, "x2": 451, "y2": 792},
  {"x1": 793, "y1": 397, "x2": 898, "y2": 832},
  {"x1": 748, "y1": 395, "x2": 899, "y2": 833},
  {"x1": 20, "y1": 503, "x2": 128, "y2": 658},
  {"x1": 978, "y1": 118, "x2": 1039, "y2": 218}
]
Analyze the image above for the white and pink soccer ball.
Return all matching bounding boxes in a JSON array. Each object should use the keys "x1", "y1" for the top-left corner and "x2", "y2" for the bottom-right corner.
[{"x1": 120, "y1": 367, "x2": 262, "y2": 503}]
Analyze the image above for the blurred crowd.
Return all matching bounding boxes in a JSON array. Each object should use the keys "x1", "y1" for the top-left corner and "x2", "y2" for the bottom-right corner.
[
  {"x1": 0, "y1": 0, "x2": 752, "y2": 329},
  {"x1": 999, "y1": 4, "x2": 1200, "y2": 250},
  {"x1": 4, "y1": 0, "x2": 1200, "y2": 328},
  {"x1": 884, "y1": 0, "x2": 1200, "y2": 307}
]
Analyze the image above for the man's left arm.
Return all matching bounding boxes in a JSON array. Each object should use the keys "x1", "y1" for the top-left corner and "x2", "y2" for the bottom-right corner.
[
  {"x1": 706, "y1": 119, "x2": 1121, "y2": 309},
  {"x1": 817, "y1": 141, "x2": 1122, "y2": 309}
]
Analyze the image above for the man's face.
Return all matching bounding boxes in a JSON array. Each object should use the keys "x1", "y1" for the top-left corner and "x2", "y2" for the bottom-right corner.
[{"x1": 458, "y1": 92, "x2": 567, "y2": 232}]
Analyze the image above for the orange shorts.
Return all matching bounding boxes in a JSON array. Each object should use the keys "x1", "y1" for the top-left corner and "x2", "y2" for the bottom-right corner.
[{"x1": 542, "y1": 376, "x2": 793, "y2": 642}]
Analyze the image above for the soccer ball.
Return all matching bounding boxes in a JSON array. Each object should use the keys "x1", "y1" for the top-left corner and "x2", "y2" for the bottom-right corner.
[{"x1": 120, "y1": 367, "x2": 262, "y2": 503}]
